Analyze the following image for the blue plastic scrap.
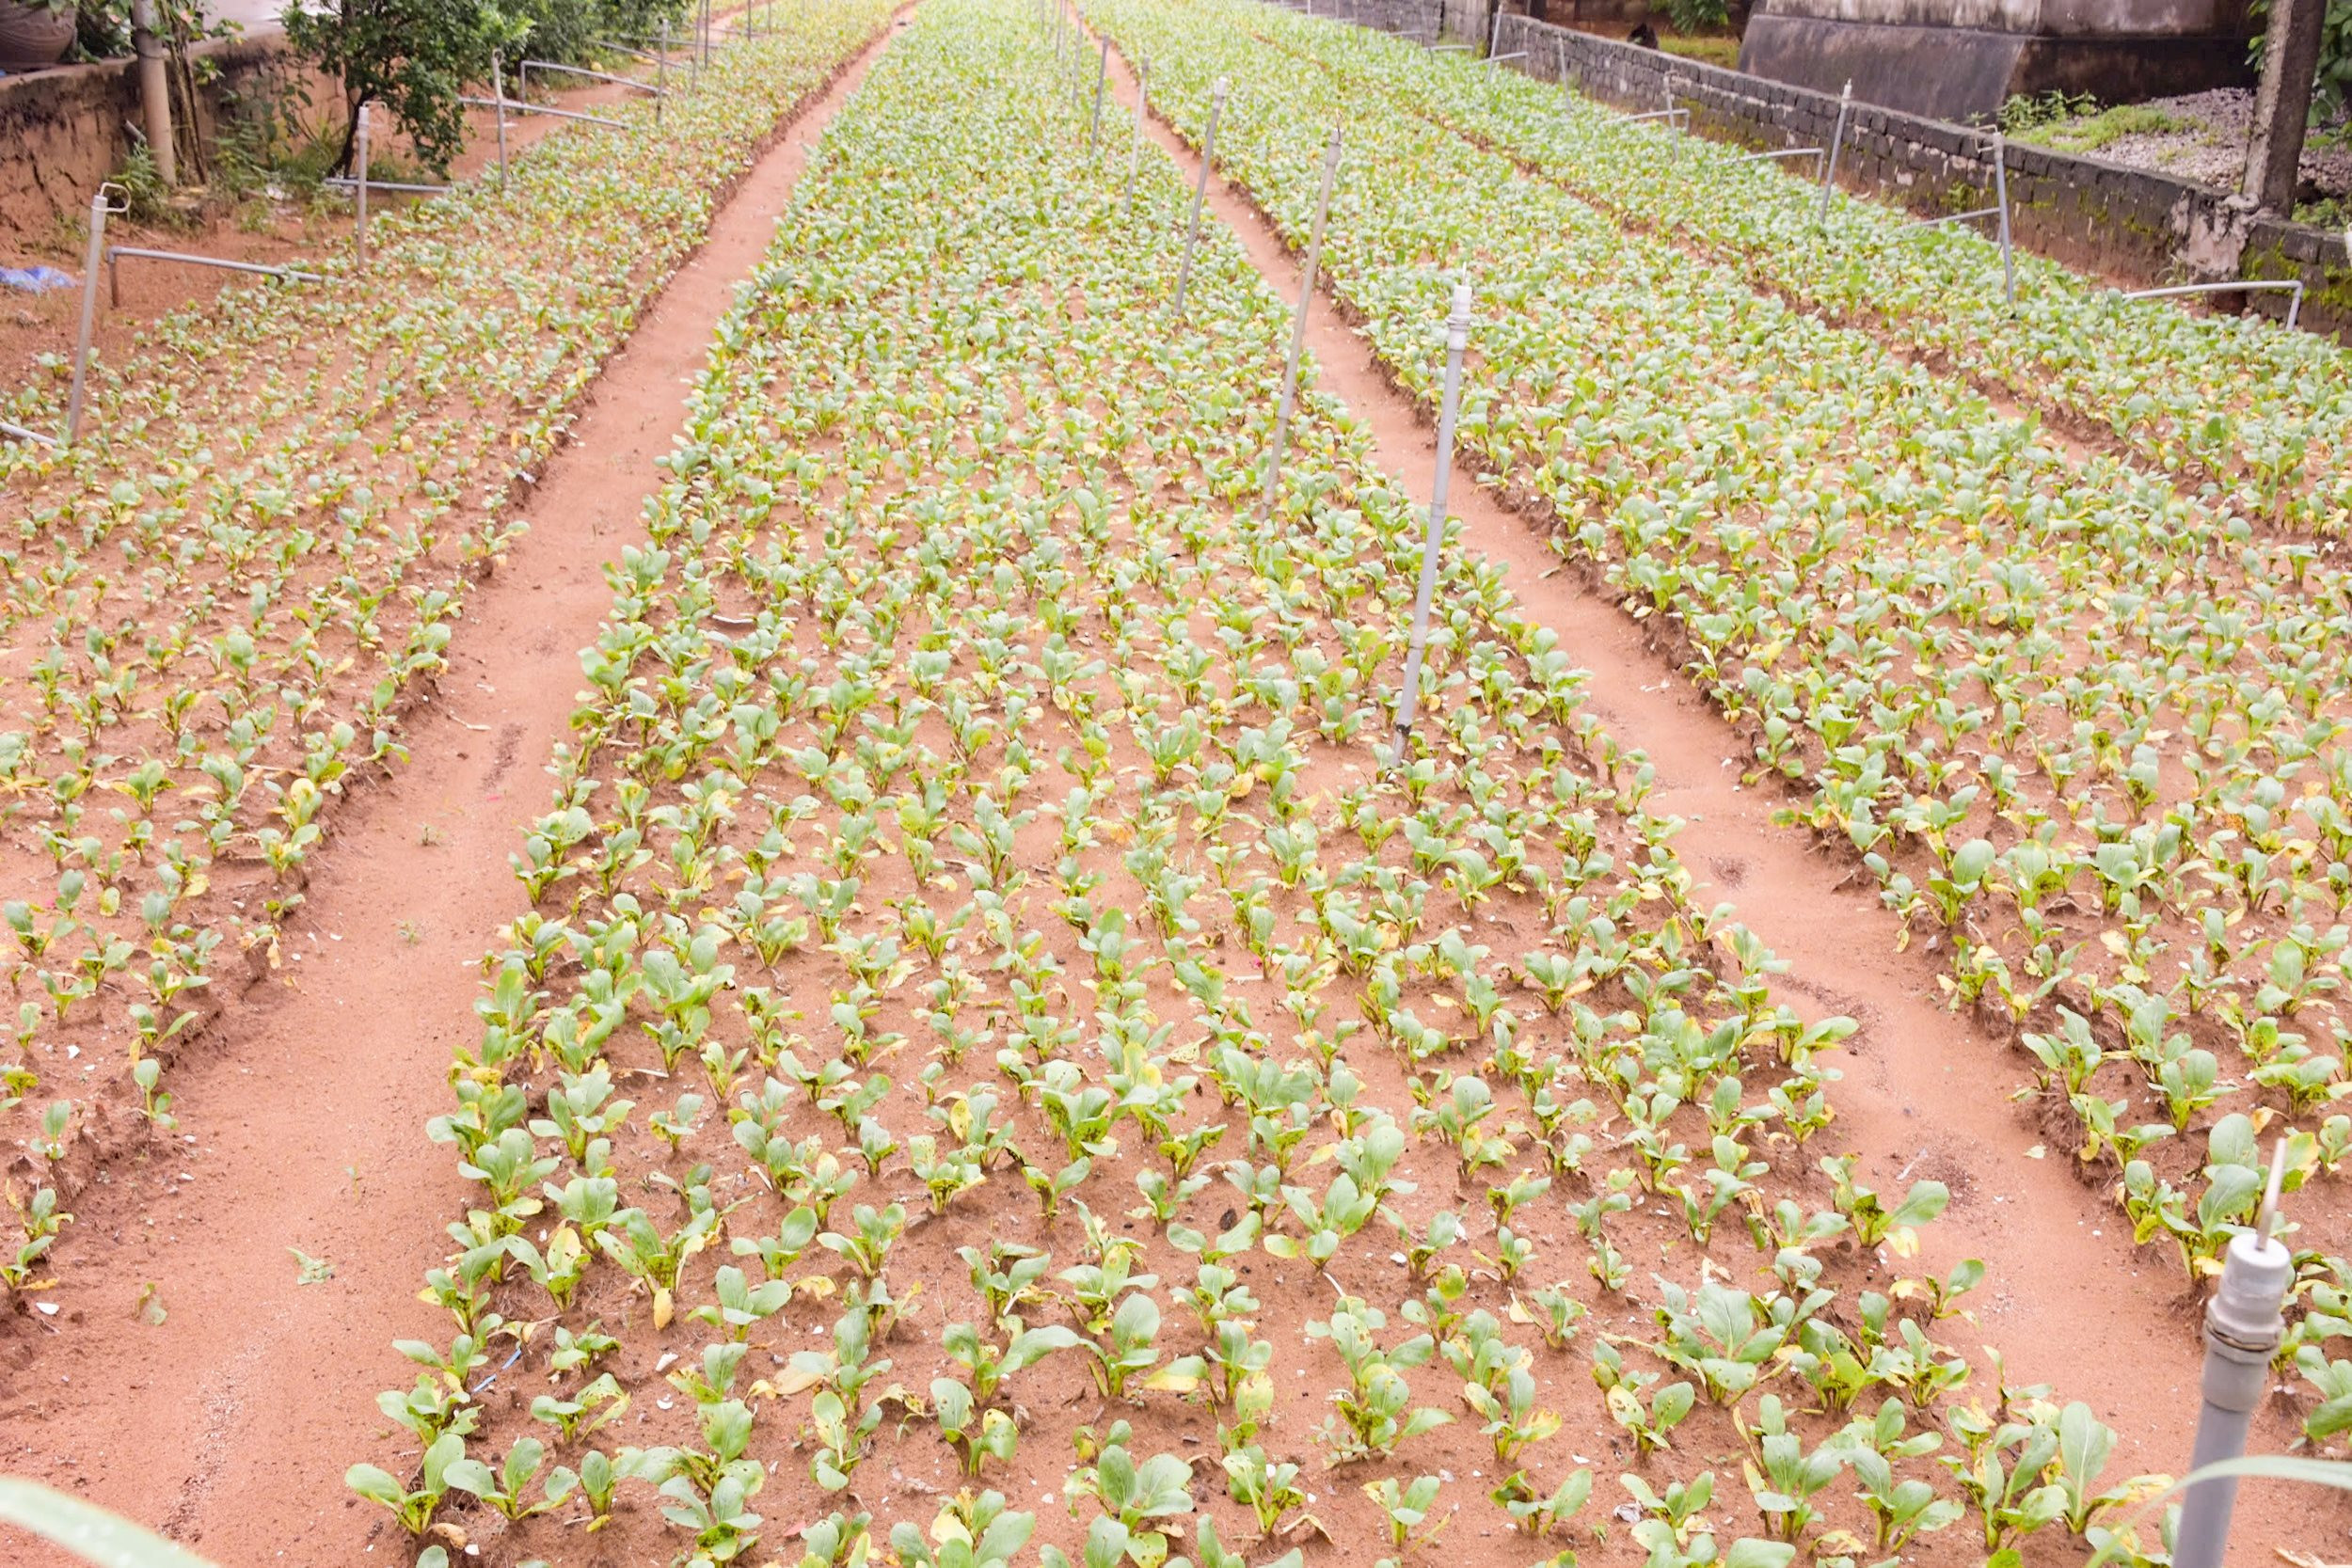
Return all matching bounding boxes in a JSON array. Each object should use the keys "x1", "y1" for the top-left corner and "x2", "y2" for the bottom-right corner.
[{"x1": 0, "y1": 266, "x2": 76, "y2": 293}]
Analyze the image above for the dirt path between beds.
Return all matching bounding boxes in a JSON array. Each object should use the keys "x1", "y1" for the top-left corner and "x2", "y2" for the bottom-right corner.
[{"x1": 0, "y1": 15, "x2": 913, "y2": 1564}]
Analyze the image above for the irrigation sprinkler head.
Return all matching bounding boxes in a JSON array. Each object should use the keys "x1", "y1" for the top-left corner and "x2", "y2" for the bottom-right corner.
[
  {"x1": 1213, "y1": 75, "x2": 1231, "y2": 103},
  {"x1": 1444, "y1": 281, "x2": 1470, "y2": 348},
  {"x1": 2209, "y1": 1231, "x2": 2292, "y2": 1352},
  {"x1": 94, "y1": 181, "x2": 130, "y2": 217},
  {"x1": 2210, "y1": 1137, "x2": 2292, "y2": 1356}
]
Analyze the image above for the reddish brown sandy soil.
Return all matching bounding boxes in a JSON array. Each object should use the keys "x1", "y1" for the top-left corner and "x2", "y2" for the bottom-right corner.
[
  {"x1": 1091, "y1": 31, "x2": 2346, "y2": 1562},
  {"x1": 0, "y1": 10, "x2": 2341, "y2": 1568},
  {"x1": 0, "y1": 21, "x2": 909, "y2": 1565}
]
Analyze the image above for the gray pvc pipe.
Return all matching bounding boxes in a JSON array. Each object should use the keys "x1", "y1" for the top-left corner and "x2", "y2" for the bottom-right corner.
[{"x1": 2175, "y1": 1229, "x2": 2292, "y2": 1568}]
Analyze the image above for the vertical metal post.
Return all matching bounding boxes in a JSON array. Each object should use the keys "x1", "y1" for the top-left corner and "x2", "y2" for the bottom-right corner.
[
  {"x1": 1390, "y1": 282, "x2": 1471, "y2": 768},
  {"x1": 2175, "y1": 1146, "x2": 2293, "y2": 1568},
  {"x1": 493, "y1": 55, "x2": 510, "y2": 191},
  {"x1": 1557, "y1": 33, "x2": 1570, "y2": 112},
  {"x1": 64, "y1": 188, "x2": 111, "y2": 446},
  {"x1": 1170, "y1": 77, "x2": 1227, "y2": 320},
  {"x1": 1263, "y1": 127, "x2": 1342, "y2": 506},
  {"x1": 1486, "y1": 4, "x2": 1501, "y2": 55},
  {"x1": 354, "y1": 102, "x2": 372, "y2": 268},
  {"x1": 1089, "y1": 37, "x2": 1108, "y2": 152},
  {"x1": 1816, "y1": 79, "x2": 1851, "y2": 224},
  {"x1": 1991, "y1": 130, "x2": 2015, "y2": 309},
  {"x1": 656, "y1": 20, "x2": 668, "y2": 125},
  {"x1": 1123, "y1": 56, "x2": 1148, "y2": 216}
]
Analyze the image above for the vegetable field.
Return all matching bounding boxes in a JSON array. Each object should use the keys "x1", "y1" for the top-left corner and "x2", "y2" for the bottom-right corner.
[
  {"x1": 351, "y1": 4, "x2": 2071, "y2": 1563},
  {"x1": 0, "y1": 0, "x2": 891, "y2": 1297},
  {"x1": 5, "y1": 0, "x2": 2352, "y2": 1564},
  {"x1": 1089, "y1": 0, "x2": 2352, "y2": 1446}
]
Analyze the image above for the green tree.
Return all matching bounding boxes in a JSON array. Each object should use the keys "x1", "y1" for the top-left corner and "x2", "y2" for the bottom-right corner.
[{"x1": 283, "y1": 0, "x2": 501, "y2": 175}]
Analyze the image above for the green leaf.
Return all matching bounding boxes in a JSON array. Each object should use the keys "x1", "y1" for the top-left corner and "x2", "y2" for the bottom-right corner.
[
  {"x1": 342, "y1": 1465, "x2": 406, "y2": 1510},
  {"x1": 0, "y1": 1478, "x2": 221, "y2": 1568},
  {"x1": 2059, "y1": 1401, "x2": 2113, "y2": 1492},
  {"x1": 1724, "y1": 1541, "x2": 1796, "y2": 1568}
]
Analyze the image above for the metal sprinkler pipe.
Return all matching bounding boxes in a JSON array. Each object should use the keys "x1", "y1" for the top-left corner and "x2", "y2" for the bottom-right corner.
[
  {"x1": 1170, "y1": 76, "x2": 1228, "y2": 321},
  {"x1": 492, "y1": 54, "x2": 511, "y2": 190},
  {"x1": 1122, "y1": 55, "x2": 1149, "y2": 217},
  {"x1": 354, "y1": 102, "x2": 372, "y2": 267},
  {"x1": 1390, "y1": 282, "x2": 1471, "y2": 768},
  {"x1": 1816, "y1": 78, "x2": 1851, "y2": 225},
  {"x1": 1991, "y1": 130, "x2": 2015, "y2": 309},
  {"x1": 1262, "y1": 126, "x2": 1342, "y2": 506},
  {"x1": 64, "y1": 184, "x2": 120, "y2": 446},
  {"x1": 1089, "y1": 36, "x2": 1109, "y2": 152}
]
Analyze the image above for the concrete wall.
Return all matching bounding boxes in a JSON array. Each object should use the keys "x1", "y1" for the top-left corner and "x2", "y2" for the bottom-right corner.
[
  {"x1": 1335, "y1": 0, "x2": 2351, "y2": 340},
  {"x1": 1750, "y1": 0, "x2": 2243, "y2": 38},
  {"x1": 1737, "y1": 12, "x2": 2250, "y2": 119},
  {"x1": 0, "y1": 30, "x2": 307, "y2": 246}
]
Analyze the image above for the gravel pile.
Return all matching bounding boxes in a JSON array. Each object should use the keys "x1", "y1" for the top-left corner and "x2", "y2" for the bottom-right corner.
[{"x1": 2086, "y1": 87, "x2": 2352, "y2": 202}]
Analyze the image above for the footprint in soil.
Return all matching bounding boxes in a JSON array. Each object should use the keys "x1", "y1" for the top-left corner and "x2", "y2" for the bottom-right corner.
[
  {"x1": 1708, "y1": 854, "x2": 1748, "y2": 887},
  {"x1": 485, "y1": 722, "x2": 523, "y2": 791},
  {"x1": 1899, "y1": 1146, "x2": 1979, "y2": 1211}
]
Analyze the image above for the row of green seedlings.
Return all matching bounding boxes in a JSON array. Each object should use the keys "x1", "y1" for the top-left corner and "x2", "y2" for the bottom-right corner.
[
  {"x1": 1258, "y1": 6, "x2": 2352, "y2": 532},
  {"x1": 356, "y1": 7, "x2": 2171, "y2": 1565},
  {"x1": 1076, "y1": 0, "x2": 2352, "y2": 1431},
  {"x1": 0, "y1": 0, "x2": 898, "y2": 1303}
]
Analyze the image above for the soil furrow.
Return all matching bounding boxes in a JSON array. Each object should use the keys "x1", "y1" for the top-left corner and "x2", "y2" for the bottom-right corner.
[
  {"x1": 1085, "y1": 16, "x2": 2233, "y2": 1490},
  {"x1": 0, "y1": 17, "x2": 913, "y2": 1562}
]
